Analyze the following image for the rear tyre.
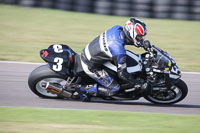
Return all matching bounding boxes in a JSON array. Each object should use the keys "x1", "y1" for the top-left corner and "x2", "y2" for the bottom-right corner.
[
  {"x1": 28, "y1": 65, "x2": 66, "y2": 99},
  {"x1": 144, "y1": 79, "x2": 188, "y2": 104}
]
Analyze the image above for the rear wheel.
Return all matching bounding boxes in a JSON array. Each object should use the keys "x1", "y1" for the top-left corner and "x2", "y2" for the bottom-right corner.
[
  {"x1": 28, "y1": 65, "x2": 66, "y2": 98},
  {"x1": 144, "y1": 79, "x2": 188, "y2": 104}
]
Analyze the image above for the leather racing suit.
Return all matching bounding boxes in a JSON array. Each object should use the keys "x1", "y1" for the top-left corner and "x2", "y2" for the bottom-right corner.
[{"x1": 80, "y1": 25, "x2": 135, "y2": 97}]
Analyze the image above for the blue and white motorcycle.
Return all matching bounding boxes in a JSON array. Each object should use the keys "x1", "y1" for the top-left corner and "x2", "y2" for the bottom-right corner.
[{"x1": 28, "y1": 40, "x2": 188, "y2": 104}]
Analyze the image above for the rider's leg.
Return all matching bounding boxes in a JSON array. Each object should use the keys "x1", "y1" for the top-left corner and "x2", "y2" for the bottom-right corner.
[{"x1": 80, "y1": 60, "x2": 120, "y2": 98}]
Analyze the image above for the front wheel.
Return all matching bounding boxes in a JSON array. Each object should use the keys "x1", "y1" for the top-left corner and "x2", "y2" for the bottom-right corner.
[{"x1": 144, "y1": 79, "x2": 188, "y2": 104}]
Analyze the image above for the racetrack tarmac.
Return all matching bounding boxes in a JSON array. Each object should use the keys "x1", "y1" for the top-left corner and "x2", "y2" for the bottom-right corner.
[{"x1": 0, "y1": 61, "x2": 200, "y2": 115}]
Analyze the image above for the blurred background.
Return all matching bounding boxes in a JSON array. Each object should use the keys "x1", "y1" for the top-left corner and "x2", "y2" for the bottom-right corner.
[
  {"x1": 1, "y1": 0, "x2": 200, "y2": 21},
  {"x1": 0, "y1": 0, "x2": 200, "y2": 71}
]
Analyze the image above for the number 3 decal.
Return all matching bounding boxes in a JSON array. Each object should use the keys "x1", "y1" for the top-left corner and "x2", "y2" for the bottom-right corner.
[
  {"x1": 53, "y1": 57, "x2": 63, "y2": 71},
  {"x1": 53, "y1": 44, "x2": 63, "y2": 53}
]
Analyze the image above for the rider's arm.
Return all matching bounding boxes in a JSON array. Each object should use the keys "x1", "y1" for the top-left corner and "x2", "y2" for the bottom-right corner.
[{"x1": 113, "y1": 54, "x2": 136, "y2": 84}]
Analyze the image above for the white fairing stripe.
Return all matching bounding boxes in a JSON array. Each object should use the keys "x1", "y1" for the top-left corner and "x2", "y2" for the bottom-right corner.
[
  {"x1": 127, "y1": 65, "x2": 142, "y2": 73},
  {"x1": 126, "y1": 51, "x2": 142, "y2": 73},
  {"x1": 85, "y1": 44, "x2": 91, "y2": 60},
  {"x1": 103, "y1": 50, "x2": 142, "y2": 73},
  {"x1": 169, "y1": 74, "x2": 180, "y2": 79},
  {"x1": 103, "y1": 62, "x2": 142, "y2": 73},
  {"x1": 171, "y1": 66, "x2": 180, "y2": 74}
]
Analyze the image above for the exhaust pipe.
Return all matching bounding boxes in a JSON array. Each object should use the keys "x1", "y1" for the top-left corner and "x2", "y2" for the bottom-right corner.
[{"x1": 42, "y1": 82, "x2": 72, "y2": 98}]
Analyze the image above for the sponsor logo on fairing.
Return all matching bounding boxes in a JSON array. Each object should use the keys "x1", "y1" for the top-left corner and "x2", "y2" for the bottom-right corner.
[{"x1": 41, "y1": 50, "x2": 48, "y2": 57}]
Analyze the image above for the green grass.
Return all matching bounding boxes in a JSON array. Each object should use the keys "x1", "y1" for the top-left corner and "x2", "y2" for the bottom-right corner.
[
  {"x1": 0, "y1": 4, "x2": 200, "y2": 71},
  {"x1": 1, "y1": 5, "x2": 199, "y2": 133},
  {"x1": 0, "y1": 107, "x2": 200, "y2": 133}
]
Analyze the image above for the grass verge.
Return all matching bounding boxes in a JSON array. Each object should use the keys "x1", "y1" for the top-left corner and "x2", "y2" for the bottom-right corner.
[
  {"x1": 0, "y1": 107, "x2": 200, "y2": 133},
  {"x1": 0, "y1": 4, "x2": 200, "y2": 71}
]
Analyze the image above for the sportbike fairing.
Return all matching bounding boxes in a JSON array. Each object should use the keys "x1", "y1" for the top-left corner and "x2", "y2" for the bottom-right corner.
[{"x1": 152, "y1": 45, "x2": 181, "y2": 79}]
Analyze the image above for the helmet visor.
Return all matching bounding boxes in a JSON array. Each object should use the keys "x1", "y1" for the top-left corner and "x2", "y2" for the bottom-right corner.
[{"x1": 136, "y1": 35, "x2": 145, "y2": 42}]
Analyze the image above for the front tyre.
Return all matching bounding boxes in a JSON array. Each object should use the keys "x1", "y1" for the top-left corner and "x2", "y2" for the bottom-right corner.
[
  {"x1": 28, "y1": 65, "x2": 66, "y2": 99},
  {"x1": 144, "y1": 79, "x2": 188, "y2": 104}
]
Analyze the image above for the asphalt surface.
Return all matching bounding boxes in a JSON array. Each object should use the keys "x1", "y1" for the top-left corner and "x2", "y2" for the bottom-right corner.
[{"x1": 0, "y1": 61, "x2": 200, "y2": 115}]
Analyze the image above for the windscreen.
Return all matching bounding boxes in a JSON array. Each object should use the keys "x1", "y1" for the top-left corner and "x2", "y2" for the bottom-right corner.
[{"x1": 152, "y1": 46, "x2": 172, "y2": 70}]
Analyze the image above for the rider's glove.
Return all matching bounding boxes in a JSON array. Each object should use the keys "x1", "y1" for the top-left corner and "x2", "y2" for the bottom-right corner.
[
  {"x1": 143, "y1": 40, "x2": 151, "y2": 51},
  {"x1": 117, "y1": 68, "x2": 137, "y2": 86}
]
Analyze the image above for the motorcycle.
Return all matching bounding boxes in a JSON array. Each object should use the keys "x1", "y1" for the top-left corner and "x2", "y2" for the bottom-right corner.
[{"x1": 28, "y1": 40, "x2": 188, "y2": 104}]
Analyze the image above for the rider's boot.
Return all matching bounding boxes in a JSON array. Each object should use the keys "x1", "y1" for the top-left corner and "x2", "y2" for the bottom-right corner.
[
  {"x1": 97, "y1": 86, "x2": 114, "y2": 97},
  {"x1": 79, "y1": 84, "x2": 98, "y2": 102},
  {"x1": 79, "y1": 84, "x2": 117, "y2": 101}
]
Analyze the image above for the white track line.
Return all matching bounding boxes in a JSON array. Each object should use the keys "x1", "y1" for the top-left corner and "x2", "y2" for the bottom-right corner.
[
  {"x1": 0, "y1": 60, "x2": 200, "y2": 74},
  {"x1": 181, "y1": 72, "x2": 200, "y2": 75},
  {"x1": 0, "y1": 61, "x2": 45, "y2": 65}
]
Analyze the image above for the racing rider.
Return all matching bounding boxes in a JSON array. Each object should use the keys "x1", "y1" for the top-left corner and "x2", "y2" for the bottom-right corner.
[{"x1": 79, "y1": 17, "x2": 147, "y2": 101}]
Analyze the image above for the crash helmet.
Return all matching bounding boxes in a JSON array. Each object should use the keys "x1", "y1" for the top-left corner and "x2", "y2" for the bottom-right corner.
[{"x1": 123, "y1": 18, "x2": 147, "y2": 47}]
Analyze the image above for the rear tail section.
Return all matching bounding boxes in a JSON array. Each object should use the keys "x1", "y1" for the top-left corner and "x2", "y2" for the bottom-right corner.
[{"x1": 40, "y1": 44, "x2": 76, "y2": 76}]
